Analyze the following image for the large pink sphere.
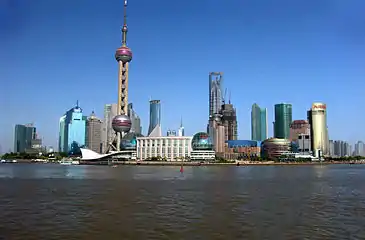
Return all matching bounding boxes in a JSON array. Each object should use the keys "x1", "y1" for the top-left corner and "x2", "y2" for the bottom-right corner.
[
  {"x1": 115, "y1": 46, "x2": 132, "y2": 63},
  {"x1": 112, "y1": 115, "x2": 132, "y2": 133}
]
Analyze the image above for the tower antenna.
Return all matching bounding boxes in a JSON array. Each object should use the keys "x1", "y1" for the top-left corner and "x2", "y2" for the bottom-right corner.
[
  {"x1": 229, "y1": 90, "x2": 231, "y2": 104},
  {"x1": 122, "y1": 0, "x2": 128, "y2": 46}
]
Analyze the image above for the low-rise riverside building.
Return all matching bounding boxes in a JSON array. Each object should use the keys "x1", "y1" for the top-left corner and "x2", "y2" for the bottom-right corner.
[
  {"x1": 136, "y1": 132, "x2": 216, "y2": 161},
  {"x1": 222, "y1": 140, "x2": 261, "y2": 160},
  {"x1": 261, "y1": 138, "x2": 291, "y2": 159},
  {"x1": 136, "y1": 136, "x2": 192, "y2": 161}
]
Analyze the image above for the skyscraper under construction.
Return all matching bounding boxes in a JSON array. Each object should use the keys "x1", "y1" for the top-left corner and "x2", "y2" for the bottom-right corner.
[
  {"x1": 221, "y1": 102, "x2": 238, "y2": 141},
  {"x1": 209, "y1": 72, "x2": 223, "y2": 118},
  {"x1": 207, "y1": 72, "x2": 224, "y2": 152},
  {"x1": 207, "y1": 72, "x2": 238, "y2": 152}
]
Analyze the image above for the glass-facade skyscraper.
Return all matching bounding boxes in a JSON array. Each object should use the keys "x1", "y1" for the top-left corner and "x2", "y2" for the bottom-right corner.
[
  {"x1": 251, "y1": 103, "x2": 268, "y2": 141},
  {"x1": 59, "y1": 102, "x2": 86, "y2": 153},
  {"x1": 58, "y1": 116, "x2": 66, "y2": 152},
  {"x1": 274, "y1": 103, "x2": 292, "y2": 139},
  {"x1": 14, "y1": 124, "x2": 36, "y2": 153},
  {"x1": 128, "y1": 103, "x2": 142, "y2": 135},
  {"x1": 148, "y1": 100, "x2": 161, "y2": 136},
  {"x1": 209, "y1": 72, "x2": 223, "y2": 117}
]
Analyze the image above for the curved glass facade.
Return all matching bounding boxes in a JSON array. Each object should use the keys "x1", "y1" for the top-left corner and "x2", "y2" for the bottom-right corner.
[
  {"x1": 148, "y1": 100, "x2": 161, "y2": 136},
  {"x1": 121, "y1": 132, "x2": 144, "y2": 150},
  {"x1": 226, "y1": 140, "x2": 261, "y2": 148},
  {"x1": 251, "y1": 103, "x2": 268, "y2": 141},
  {"x1": 192, "y1": 132, "x2": 213, "y2": 150},
  {"x1": 59, "y1": 104, "x2": 86, "y2": 153},
  {"x1": 261, "y1": 138, "x2": 291, "y2": 159},
  {"x1": 274, "y1": 103, "x2": 292, "y2": 139}
]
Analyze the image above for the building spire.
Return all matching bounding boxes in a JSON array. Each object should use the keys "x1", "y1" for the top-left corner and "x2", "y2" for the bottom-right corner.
[
  {"x1": 122, "y1": 0, "x2": 128, "y2": 46},
  {"x1": 180, "y1": 116, "x2": 183, "y2": 127},
  {"x1": 76, "y1": 100, "x2": 79, "y2": 107}
]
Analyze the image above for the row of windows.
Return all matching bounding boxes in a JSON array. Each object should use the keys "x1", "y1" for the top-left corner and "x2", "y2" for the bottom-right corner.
[
  {"x1": 140, "y1": 147, "x2": 189, "y2": 150},
  {"x1": 139, "y1": 143, "x2": 190, "y2": 147},
  {"x1": 140, "y1": 154, "x2": 187, "y2": 158},
  {"x1": 140, "y1": 149, "x2": 189, "y2": 153},
  {"x1": 138, "y1": 140, "x2": 190, "y2": 144}
]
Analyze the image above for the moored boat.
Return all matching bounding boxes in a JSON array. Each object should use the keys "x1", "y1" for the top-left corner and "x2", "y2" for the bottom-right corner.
[{"x1": 59, "y1": 158, "x2": 80, "y2": 165}]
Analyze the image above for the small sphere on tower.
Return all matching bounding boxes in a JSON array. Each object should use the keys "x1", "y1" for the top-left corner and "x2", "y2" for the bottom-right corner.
[
  {"x1": 115, "y1": 46, "x2": 132, "y2": 63},
  {"x1": 112, "y1": 115, "x2": 132, "y2": 133}
]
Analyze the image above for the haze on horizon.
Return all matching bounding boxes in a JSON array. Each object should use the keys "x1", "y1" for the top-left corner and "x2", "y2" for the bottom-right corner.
[{"x1": 1, "y1": 0, "x2": 365, "y2": 152}]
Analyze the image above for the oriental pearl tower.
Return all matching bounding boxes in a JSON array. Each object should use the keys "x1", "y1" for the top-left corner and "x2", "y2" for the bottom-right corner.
[{"x1": 110, "y1": 0, "x2": 133, "y2": 152}]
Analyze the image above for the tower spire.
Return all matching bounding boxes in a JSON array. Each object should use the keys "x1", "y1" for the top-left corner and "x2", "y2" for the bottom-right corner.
[
  {"x1": 122, "y1": 0, "x2": 128, "y2": 46},
  {"x1": 180, "y1": 116, "x2": 183, "y2": 127}
]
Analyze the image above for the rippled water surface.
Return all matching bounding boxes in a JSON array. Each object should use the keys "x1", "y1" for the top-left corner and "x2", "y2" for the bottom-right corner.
[{"x1": 1, "y1": 164, "x2": 365, "y2": 239}]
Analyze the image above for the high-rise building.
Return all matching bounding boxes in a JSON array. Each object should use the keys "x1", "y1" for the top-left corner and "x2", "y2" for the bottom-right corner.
[
  {"x1": 111, "y1": 0, "x2": 133, "y2": 152},
  {"x1": 178, "y1": 117, "x2": 185, "y2": 137},
  {"x1": 208, "y1": 114, "x2": 225, "y2": 153},
  {"x1": 289, "y1": 120, "x2": 310, "y2": 141},
  {"x1": 209, "y1": 72, "x2": 223, "y2": 117},
  {"x1": 274, "y1": 103, "x2": 292, "y2": 139},
  {"x1": 307, "y1": 103, "x2": 329, "y2": 156},
  {"x1": 101, "y1": 103, "x2": 117, "y2": 153},
  {"x1": 166, "y1": 130, "x2": 177, "y2": 136},
  {"x1": 86, "y1": 111, "x2": 102, "y2": 153},
  {"x1": 59, "y1": 102, "x2": 86, "y2": 153},
  {"x1": 333, "y1": 140, "x2": 350, "y2": 157},
  {"x1": 207, "y1": 72, "x2": 226, "y2": 152},
  {"x1": 329, "y1": 140, "x2": 335, "y2": 156},
  {"x1": 148, "y1": 100, "x2": 162, "y2": 137},
  {"x1": 251, "y1": 103, "x2": 268, "y2": 141},
  {"x1": 59, "y1": 116, "x2": 66, "y2": 152},
  {"x1": 128, "y1": 103, "x2": 142, "y2": 134},
  {"x1": 354, "y1": 141, "x2": 365, "y2": 156},
  {"x1": 14, "y1": 123, "x2": 36, "y2": 153},
  {"x1": 221, "y1": 103, "x2": 238, "y2": 140}
]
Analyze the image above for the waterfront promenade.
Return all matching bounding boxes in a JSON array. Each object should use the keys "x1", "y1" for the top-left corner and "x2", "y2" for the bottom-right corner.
[
  {"x1": 3, "y1": 159, "x2": 365, "y2": 166},
  {"x1": 115, "y1": 160, "x2": 365, "y2": 166}
]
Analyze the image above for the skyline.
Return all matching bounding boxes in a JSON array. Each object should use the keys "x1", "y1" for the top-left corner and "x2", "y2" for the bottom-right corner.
[{"x1": 1, "y1": 0, "x2": 365, "y2": 151}]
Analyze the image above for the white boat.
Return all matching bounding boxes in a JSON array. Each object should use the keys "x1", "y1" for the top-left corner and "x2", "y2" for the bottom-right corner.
[{"x1": 59, "y1": 158, "x2": 79, "y2": 165}]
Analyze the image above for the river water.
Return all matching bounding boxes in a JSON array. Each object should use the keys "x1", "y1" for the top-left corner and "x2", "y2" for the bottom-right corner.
[{"x1": 0, "y1": 164, "x2": 365, "y2": 239}]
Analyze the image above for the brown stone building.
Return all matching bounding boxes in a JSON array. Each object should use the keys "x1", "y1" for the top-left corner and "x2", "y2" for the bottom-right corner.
[{"x1": 86, "y1": 111, "x2": 102, "y2": 153}]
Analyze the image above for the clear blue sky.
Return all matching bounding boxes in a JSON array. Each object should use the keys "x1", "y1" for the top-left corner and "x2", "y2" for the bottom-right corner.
[{"x1": 1, "y1": 0, "x2": 365, "y2": 152}]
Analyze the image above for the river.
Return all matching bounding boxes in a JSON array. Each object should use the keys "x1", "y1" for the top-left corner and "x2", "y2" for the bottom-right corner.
[{"x1": 0, "y1": 164, "x2": 364, "y2": 239}]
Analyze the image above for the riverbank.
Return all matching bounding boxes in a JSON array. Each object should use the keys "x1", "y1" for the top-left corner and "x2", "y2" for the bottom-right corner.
[
  {"x1": 104, "y1": 160, "x2": 365, "y2": 166},
  {"x1": 2, "y1": 159, "x2": 365, "y2": 166}
]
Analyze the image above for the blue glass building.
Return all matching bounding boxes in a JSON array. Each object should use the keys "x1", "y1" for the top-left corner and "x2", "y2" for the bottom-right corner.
[
  {"x1": 14, "y1": 124, "x2": 36, "y2": 153},
  {"x1": 59, "y1": 102, "x2": 86, "y2": 153},
  {"x1": 226, "y1": 140, "x2": 261, "y2": 148},
  {"x1": 251, "y1": 104, "x2": 268, "y2": 141},
  {"x1": 274, "y1": 103, "x2": 292, "y2": 139},
  {"x1": 148, "y1": 100, "x2": 161, "y2": 136},
  {"x1": 192, "y1": 132, "x2": 213, "y2": 150}
]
